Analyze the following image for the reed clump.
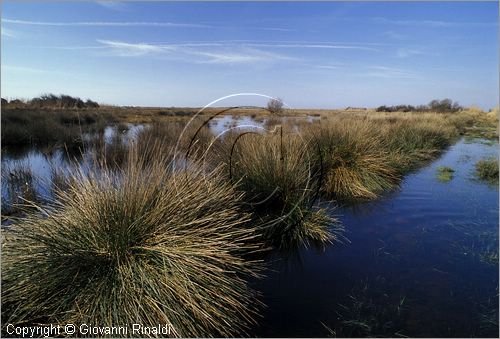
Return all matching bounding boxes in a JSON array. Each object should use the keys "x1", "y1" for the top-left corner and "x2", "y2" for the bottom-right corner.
[
  {"x1": 475, "y1": 157, "x2": 499, "y2": 184},
  {"x1": 436, "y1": 166, "x2": 455, "y2": 182},
  {"x1": 306, "y1": 119, "x2": 400, "y2": 201},
  {"x1": 222, "y1": 131, "x2": 341, "y2": 250},
  {"x1": 1, "y1": 146, "x2": 262, "y2": 337}
]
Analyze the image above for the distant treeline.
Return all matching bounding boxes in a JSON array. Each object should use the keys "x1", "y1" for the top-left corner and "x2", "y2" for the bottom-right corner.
[
  {"x1": 376, "y1": 99, "x2": 462, "y2": 113},
  {"x1": 1, "y1": 94, "x2": 99, "y2": 109}
]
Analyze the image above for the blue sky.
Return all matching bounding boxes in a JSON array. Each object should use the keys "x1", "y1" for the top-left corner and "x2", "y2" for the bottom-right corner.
[{"x1": 1, "y1": 1, "x2": 498, "y2": 109}]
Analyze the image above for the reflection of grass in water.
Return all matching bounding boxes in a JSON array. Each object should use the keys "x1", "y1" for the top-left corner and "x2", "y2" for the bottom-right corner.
[
  {"x1": 458, "y1": 154, "x2": 472, "y2": 163},
  {"x1": 322, "y1": 281, "x2": 408, "y2": 338},
  {"x1": 436, "y1": 166, "x2": 455, "y2": 182},
  {"x1": 479, "y1": 250, "x2": 499, "y2": 265},
  {"x1": 477, "y1": 300, "x2": 499, "y2": 336},
  {"x1": 1, "y1": 161, "x2": 40, "y2": 216},
  {"x1": 445, "y1": 223, "x2": 499, "y2": 266},
  {"x1": 474, "y1": 289, "x2": 499, "y2": 337}
]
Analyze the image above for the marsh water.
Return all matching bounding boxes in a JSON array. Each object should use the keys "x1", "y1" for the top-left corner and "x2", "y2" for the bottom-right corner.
[
  {"x1": 252, "y1": 138, "x2": 499, "y2": 337},
  {"x1": 1, "y1": 118, "x2": 498, "y2": 337}
]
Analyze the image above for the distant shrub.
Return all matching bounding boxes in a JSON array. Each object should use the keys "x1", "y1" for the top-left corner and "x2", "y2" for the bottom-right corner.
[
  {"x1": 267, "y1": 98, "x2": 284, "y2": 114},
  {"x1": 25, "y1": 94, "x2": 100, "y2": 109},
  {"x1": 85, "y1": 99, "x2": 100, "y2": 108},
  {"x1": 376, "y1": 105, "x2": 415, "y2": 112},
  {"x1": 429, "y1": 98, "x2": 462, "y2": 113},
  {"x1": 8, "y1": 99, "x2": 26, "y2": 108},
  {"x1": 376, "y1": 99, "x2": 462, "y2": 113},
  {"x1": 158, "y1": 110, "x2": 191, "y2": 116},
  {"x1": 158, "y1": 110, "x2": 174, "y2": 116}
]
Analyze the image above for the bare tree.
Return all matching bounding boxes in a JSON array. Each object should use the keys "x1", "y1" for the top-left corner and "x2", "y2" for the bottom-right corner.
[{"x1": 267, "y1": 98, "x2": 284, "y2": 114}]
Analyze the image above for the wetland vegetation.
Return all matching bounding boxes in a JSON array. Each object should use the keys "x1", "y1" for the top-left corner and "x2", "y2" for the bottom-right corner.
[{"x1": 1, "y1": 95, "x2": 498, "y2": 337}]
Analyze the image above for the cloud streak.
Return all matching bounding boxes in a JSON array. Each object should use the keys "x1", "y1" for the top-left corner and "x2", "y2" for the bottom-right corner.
[
  {"x1": 2, "y1": 64, "x2": 71, "y2": 76},
  {"x1": 396, "y1": 47, "x2": 426, "y2": 58},
  {"x1": 1, "y1": 27, "x2": 16, "y2": 37},
  {"x1": 3, "y1": 18, "x2": 209, "y2": 28},
  {"x1": 97, "y1": 39, "x2": 174, "y2": 56},
  {"x1": 95, "y1": 1, "x2": 126, "y2": 11},
  {"x1": 243, "y1": 43, "x2": 379, "y2": 51},
  {"x1": 374, "y1": 17, "x2": 497, "y2": 28},
  {"x1": 95, "y1": 39, "x2": 295, "y2": 64},
  {"x1": 362, "y1": 66, "x2": 419, "y2": 79}
]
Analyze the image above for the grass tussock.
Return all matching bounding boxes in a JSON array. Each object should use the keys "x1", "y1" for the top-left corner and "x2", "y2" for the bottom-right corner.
[
  {"x1": 307, "y1": 120, "x2": 400, "y2": 201},
  {"x1": 475, "y1": 157, "x2": 499, "y2": 184},
  {"x1": 222, "y1": 130, "x2": 342, "y2": 250},
  {"x1": 1, "y1": 146, "x2": 263, "y2": 337},
  {"x1": 436, "y1": 166, "x2": 455, "y2": 182}
]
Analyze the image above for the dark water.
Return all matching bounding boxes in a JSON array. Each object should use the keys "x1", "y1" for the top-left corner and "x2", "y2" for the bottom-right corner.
[{"x1": 251, "y1": 139, "x2": 499, "y2": 337}]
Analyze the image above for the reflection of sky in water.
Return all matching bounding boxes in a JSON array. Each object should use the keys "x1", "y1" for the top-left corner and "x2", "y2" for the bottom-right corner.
[
  {"x1": 208, "y1": 115, "x2": 263, "y2": 136},
  {"x1": 251, "y1": 139, "x2": 499, "y2": 338},
  {"x1": 2, "y1": 123, "x2": 145, "y2": 206}
]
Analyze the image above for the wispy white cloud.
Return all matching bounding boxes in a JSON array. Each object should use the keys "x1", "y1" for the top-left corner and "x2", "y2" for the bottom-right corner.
[
  {"x1": 30, "y1": 38, "x2": 379, "y2": 64},
  {"x1": 243, "y1": 43, "x2": 379, "y2": 51},
  {"x1": 192, "y1": 48, "x2": 294, "y2": 64},
  {"x1": 1, "y1": 27, "x2": 16, "y2": 37},
  {"x1": 362, "y1": 66, "x2": 419, "y2": 79},
  {"x1": 0, "y1": 18, "x2": 324, "y2": 33},
  {"x1": 2, "y1": 65, "x2": 47, "y2": 73},
  {"x1": 2, "y1": 18, "x2": 209, "y2": 29},
  {"x1": 2, "y1": 64, "x2": 71, "y2": 76},
  {"x1": 258, "y1": 27, "x2": 297, "y2": 32},
  {"x1": 95, "y1": 39, "x2": 294, "y2": 64},
  {"x1": 383, "y1": 30, "x2": 406, "y2": 40},
  {"x1": 396, "y1": 47, "x2": 426, "y2": 58},
  {"x1": 95, "y1": 1, "x2": 126, "y2": 11},
  {"x1": 374, "y1": 17, "x2": 497, "y2": 28},
  {"x1": 316, "y1": 65, "x2": 340, "y2": 70},
  {"x1": 96, "y1": 39, "x2": 174, "y2": 56},
  {"x1": 190, "y1": 51, "x2": 269, "y2": 64}
]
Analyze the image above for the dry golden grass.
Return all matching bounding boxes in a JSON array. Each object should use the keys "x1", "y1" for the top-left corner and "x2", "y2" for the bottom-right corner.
[
  {"x1": 305, "y1": 119, "x2": 400, "y2": 201},
  {"x1": 217, "y1": 130, "x2": 342, "y2": 250},
  {"x1": 2, "y1": 145, "x2": 263, "y2": 338}
]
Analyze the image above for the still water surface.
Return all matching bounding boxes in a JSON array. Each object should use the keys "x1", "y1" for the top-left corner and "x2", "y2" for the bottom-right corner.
[{"x1": 251, "y1": 139, "x2": 498, "y2": 337}]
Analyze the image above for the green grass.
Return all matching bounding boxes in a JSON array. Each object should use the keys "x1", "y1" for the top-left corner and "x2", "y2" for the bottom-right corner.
[
  {"x1": 475, "y1": 157, "x2": 499, "y2": 184},
  {"x1": 436, "y1": 166, "x2": 455, "y2": 182},
  {"x1": 1, "y1": 147, "x2": 263, "y2": 337}
]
